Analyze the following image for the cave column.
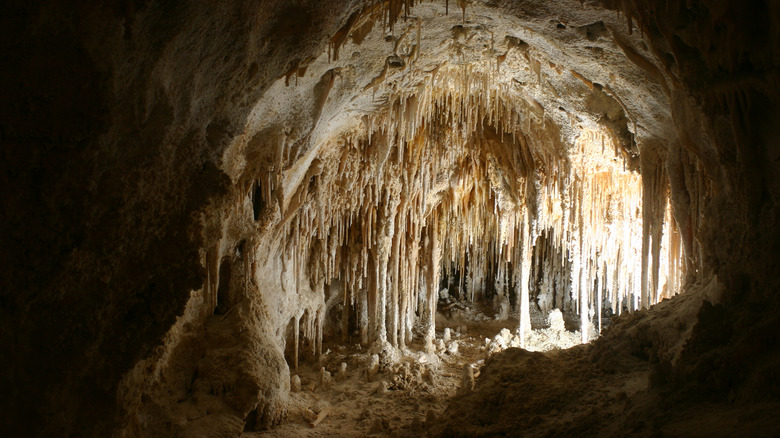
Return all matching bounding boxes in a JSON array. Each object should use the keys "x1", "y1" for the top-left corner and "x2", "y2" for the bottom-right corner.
[
  {"x1": 424, "y1": 212, "x2": 441, "y2": 354},
  {"x1": 367, "y1": 250, "x2": 377, "y2": 344},
  {"x1": 579, "y1": 253, "x2": 589, "y2": 344},
  {"x1": 389, "y1": 229, "x2": 401, "y2": 347},
  {"x1": 376, "y1": 250, "x2": 389, "y2": 343},
  {"x1": 518, "y1": 209, "x2": 533, "y2": 347},
  {"x1": 375, "y1": 204, "x2": 397, "y2": 346},
  {"x1": 598, "y1": 262, "x2": 605, "y2": 333},
  {"x1": 293, "y1": 313, "x2": 300, "y2": 372},
  {"x1": 640, "y1": 148, "x2": 668, "y2": 309},
  {"x1": 641, "y1": 204, "x2": 652, "y2": 310},
  {"x1": 376, "y1": 250, "x2": 389, "y2": 345},
  {"x1": 570, "y1": 177, "x2": 589, "y2": 344},
  {"x1": 398, "y1": 231, "x2": 414, "y2": 350},
  {"x1": 401, "y1": 225, "x2": 420, "y2": 349},
  {"x1": 650, "y1": 208, "x2": 665, "y2": 305},
  {"x1": 316, "y1": 308, "x2": 323, "y2": 360},
  {"x1": 359, "y1": 286, "x2": 369, "y2": 346}
]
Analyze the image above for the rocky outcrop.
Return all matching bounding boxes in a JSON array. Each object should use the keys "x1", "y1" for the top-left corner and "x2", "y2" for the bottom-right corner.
[{"x1": 0, "y1": 1, "x2": 361, "y2": 435}]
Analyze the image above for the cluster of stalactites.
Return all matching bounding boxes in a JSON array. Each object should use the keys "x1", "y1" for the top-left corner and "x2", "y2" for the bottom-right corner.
[
  {"x1": 531, "y1": 131, "x2": 685, "y2": 344},
  {"x1": 251, "y1": 66, "x2": 685, "y2": 355},
  {"x1": 328, "y1": 0, "x2": 470, "y2": 62}
]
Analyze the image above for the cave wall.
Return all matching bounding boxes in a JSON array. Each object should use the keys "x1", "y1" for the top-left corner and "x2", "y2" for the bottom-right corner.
[
  {"x1": 599, "y1": 0, "x2": 780, "y2": 298},
  {"x1": 1, "y1": 0, "x2": 778, "y2": 436},
  {"x1": 610, "y1": 0, "x2": 780, "y2": 406},
  {"x1": 0, "y1": 1, "x2": 363, "y2": 435}
]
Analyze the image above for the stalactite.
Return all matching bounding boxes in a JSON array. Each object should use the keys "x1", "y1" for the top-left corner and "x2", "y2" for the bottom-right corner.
[{"x1": 262, "y1": 64, "x2": 684, "y2": 356}]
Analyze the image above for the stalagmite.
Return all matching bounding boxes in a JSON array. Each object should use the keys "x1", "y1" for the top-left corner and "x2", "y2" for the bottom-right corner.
[
  {"x1": 337, "y1": 362, "x2": 348, "y2": 381},
  {"x1": 458, "y1": 364, "x2": 475, "y2": 396},
  {"x1": 319, "y1": 367, "x2": 332, "y2": 389},
  {"x1": 291, "y1": 375, "x2": 302, "y2": 393}
]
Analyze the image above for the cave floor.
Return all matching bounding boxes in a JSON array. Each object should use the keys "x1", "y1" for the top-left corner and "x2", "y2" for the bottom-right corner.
[
  {"x1": 244, "y1": 292, "x2": 780, "y2": 437},
  {"x1": 245, "y1": 312, "x2": 520, "y2": 437}
]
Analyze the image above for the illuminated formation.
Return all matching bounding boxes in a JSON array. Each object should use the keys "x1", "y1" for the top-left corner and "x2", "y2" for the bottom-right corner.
[{"x1": 235, "y1": 64, "x2": 684, "y2": 358}]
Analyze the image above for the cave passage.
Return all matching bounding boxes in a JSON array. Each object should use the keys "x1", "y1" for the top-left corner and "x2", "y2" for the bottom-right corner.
[
  {"x1": 5, "y1": 0, "x2": 779, "y2": 437},
  {"x1": 159, "y1": 1, "x2": 702, "y2": 435},
  {"x1": 263, "y1": 82, "x2": 685, "y2": 359},
  {"x1": 218, "y1": 2, "x2": 697, "y2": 433},
  {"x1": 248, "y1": 41, "x2": 686, "y2": 359}
]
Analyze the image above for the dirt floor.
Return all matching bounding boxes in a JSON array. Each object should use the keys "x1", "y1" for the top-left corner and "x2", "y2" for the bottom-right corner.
[
  {"x1": 243, "y1": 303, "x2": 529, "y2": 437},
  {"x1": 244, "y1": 283, "x2": 780, "y2": 437},
  {"x1": 428, "y1": 281, "x2": 780, "y2": 438},
  {"x1": 242, "y1": 299, "x2": 589, "y2": 438}
]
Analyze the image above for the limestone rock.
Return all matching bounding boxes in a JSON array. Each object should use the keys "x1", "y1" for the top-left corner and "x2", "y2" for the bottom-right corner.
[
  {"x1": 367, "y1": 354, "x2": 380, "y2": 381},
  {"x1": 319, "y1": 367, "x2": 332, "y2": 389},
  {"x1": 336, "y1": 362, "x2": 348, "y2": 381},
  {"x1": 458, "y1": 364, "x2": 475, "y2": 396},
  {"x1": 446, "y1": 341, "x2": 459, "y2": 355},
  {"x1": 291, "y1": 375, "x2": 301, "y2": 393}
]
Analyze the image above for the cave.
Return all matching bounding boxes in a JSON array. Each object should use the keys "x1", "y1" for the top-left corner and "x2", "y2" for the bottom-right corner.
[{"x1": 2, "y1": 0, "x2": 779, "y2": 436}]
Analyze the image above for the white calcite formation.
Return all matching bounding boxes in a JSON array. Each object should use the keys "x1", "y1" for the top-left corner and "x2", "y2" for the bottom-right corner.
[
  {"x1": 219, "y1": 0, "x2": 686, "y2": 368},
  {"x1": 488, "y1": 309, "x2": 583, "y2": 355}
]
